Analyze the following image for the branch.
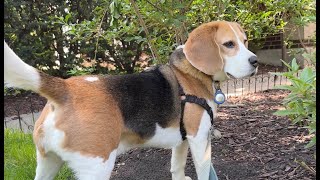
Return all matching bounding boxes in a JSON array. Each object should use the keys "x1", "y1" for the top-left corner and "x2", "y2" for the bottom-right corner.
[
  {"x1": 295, "y1": 159, "x2": 316, "y2": 175},
  {"x1": 129, "y1": 0, "x2": 160, "y2": 63},
  {"x1": 297, "y1": 26, "x2": 310, "y2": 53},
  {"x1": 105, "y1": 43, "x2": 125, "y2": 71},
  {"x1": 94, "y1": 8, "x2": 108, "y2": 61},
  {"x1": 145, "y1": 0, "x2": 166, "y2": 13}
]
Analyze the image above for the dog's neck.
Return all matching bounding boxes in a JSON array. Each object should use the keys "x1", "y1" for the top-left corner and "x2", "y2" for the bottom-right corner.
[{"x1": 169, "y1": 49, "x2": 214, "y2": 99}]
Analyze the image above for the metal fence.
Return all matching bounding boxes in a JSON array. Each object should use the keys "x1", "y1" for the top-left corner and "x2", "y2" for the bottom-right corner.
[
  {"x1": 221, "y1": 71, "x2": 295, "y2": 97},
  {"x1": 4, "y1": 68, "x2": 295, "y2": 133}
]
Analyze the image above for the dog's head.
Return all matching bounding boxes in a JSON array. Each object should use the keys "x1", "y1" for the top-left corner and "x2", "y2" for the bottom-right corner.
[{"x1": 183, "y1": 21, "x2": 258, "y2": 80}]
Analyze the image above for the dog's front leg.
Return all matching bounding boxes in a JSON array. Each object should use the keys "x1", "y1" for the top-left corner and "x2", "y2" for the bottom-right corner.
[
  {"x1": 171, "y1": 140, "x2": 192, "y2": 180},
  {"x1": 187, "y1": 128, "x2": 212, "y2": 180}
]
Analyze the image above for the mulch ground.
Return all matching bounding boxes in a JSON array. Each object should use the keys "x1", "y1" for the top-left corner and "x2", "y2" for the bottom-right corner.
[
  {"x1": 4, "y1": 92, "x2": 47, "y2": 118},
  {"x1": 4, "y1": 89, "x2": 316, "y2": 180},
  {"x1": 256, "y1": 64, "x2": 284, "y2": 75}
]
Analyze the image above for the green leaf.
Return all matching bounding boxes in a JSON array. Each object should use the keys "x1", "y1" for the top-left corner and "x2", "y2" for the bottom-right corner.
[
  {"x1": 175, "y1": 3, "x2": 186, "y2": 9},
  {"x1": 274, "y1": 85, "x2": 295, "y2": 91},
  {"x1": 283, "y1": 94, "x2": 300, "y2": 104},
  {"x1": 273, "y1": 109, "x2": 299, "y2": 116},
  {"x1": 291, "y1": 58, "x2": 299, "y2": 71},
  {"x1": 269, "y1": 72, "x2": 284, "y2": 76},
  {"x1": 292, "y1": 115, "x2": 304, "y2": 124},
  {"x1": 305, "y1": 136, "x2": 316, "y2": 148},
  {"x1": 65, "y1": 14, "x2": 71, "y2": 22},
  {"x1": 299, "y1": 67, "x2": 314, "y2": 82},
  {"x1": 280, "y1": 59, "x2": 292, "y2": 70}
]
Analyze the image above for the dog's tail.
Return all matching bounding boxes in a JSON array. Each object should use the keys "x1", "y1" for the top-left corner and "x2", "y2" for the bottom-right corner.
[{"x1": 4, "y1": 41, "x2": 67, "y2": 104}]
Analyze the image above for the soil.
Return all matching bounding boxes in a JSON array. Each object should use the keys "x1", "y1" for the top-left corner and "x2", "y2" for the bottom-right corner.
[
  {"x1": 256, "y1": 64, "x2": 284, "y2": 75},
  {"x1": 4, "y1": 92, "x2": 47, "y2": 118},
  {"x1": 4, "y1": 90, "x2": 316, "y2": 180}
]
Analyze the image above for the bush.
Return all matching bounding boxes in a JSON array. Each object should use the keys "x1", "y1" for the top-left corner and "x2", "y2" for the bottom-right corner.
[
  {"x1": 4, "y1": 0, "x2": 316, "y2": 76},
  {"x1": 273, "y1": 51, "x2": 316, "y2": 148}
]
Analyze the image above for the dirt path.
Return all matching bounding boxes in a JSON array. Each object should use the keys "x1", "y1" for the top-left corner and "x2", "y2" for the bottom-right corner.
[{"x1": 4, "y1": 90, "x2": 315, "y2": 180}]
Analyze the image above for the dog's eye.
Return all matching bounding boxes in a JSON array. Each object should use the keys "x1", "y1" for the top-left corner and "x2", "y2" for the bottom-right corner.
[{"x1": 223, "y1": 41, "x2": 235, "y2": 48}]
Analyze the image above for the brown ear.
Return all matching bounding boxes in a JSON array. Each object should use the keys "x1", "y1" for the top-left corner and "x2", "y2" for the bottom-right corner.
[{"x1": 183, "y1": 23, "x2": 224, "y2": 75}]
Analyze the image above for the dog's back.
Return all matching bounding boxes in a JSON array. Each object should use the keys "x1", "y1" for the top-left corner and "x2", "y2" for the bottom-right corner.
[{"x1": 105, "y1": 66, "x2": 180, "y2": 138}]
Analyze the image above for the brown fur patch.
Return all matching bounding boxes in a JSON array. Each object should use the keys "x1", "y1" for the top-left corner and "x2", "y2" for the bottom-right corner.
[
  {"x1": 33, "y1": 102, "x2": 51, "y2": 157},
  {"x1": 39, "y1": 72, "x2": 67, "y2": 105},
  {"x1": 182, "y1": 103, "x2": 206, "y2": 136},
  {"x1": 51, "y1": 76, "x2": 124, "y2": 161},
  {"x1": 121, "y1": 127, "x2": 147, "y2": 145},
  {"x1": 170, "y1": 58, "x2": 214, "y2": 136},
  {"x1": 184, "y1": 22, "x2": 224, "y2": 75},
  {"x1": 171, "y1": 60, "x2": 213, "y2": 98}
]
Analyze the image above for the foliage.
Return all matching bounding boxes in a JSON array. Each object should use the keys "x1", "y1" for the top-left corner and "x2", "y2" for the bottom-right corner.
[
  {"x1": 4, "y1": 0, "x2": 316, "y2": 77},
  {"x1": 285, "y1": 1, "x2": 316, "y2": 61},
  {"x1": 67, "y1": 66, "x2": 96, "y2": 76},
  {"x1": 4, "y1": 0, "x2": 98, "y2": 78},
  {"x1": 272, "y1": 51, "x2": 316, "y2": 148},
  {"x1": 4, "y1": 87, "x2": 22, "y2": 96},
  {"x1": 4, "y1": 129, "x2": 75, "y2": 179}
]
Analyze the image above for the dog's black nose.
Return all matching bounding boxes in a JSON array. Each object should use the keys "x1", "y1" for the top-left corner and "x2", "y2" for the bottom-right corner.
[{"x1": 249, "y1": 56, "x2": 258, "y2": 67}]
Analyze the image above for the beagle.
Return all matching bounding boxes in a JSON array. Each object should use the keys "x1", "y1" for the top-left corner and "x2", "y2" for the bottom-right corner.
[{"x1": 4, "y1": 21, "x2": 258, "y2": 180}]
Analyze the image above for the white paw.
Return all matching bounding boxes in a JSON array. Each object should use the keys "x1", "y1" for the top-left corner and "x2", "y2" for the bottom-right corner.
[
  {"x1": 185, "y1": 176, "x2": 192, "y2": 180},
  {"x1": 213, "y1": 129, "x2": 222, "y2": 139}
]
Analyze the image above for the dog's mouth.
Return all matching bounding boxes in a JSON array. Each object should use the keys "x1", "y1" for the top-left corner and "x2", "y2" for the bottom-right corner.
[
  {"x1": 250, "y1": 67, "x2": 258, "y2": 77},
  {"x1": 226, "y1": 67, "x2": 258, "y2": 79},
  {"x1": 226, "y1": 72, "x2": 235, "y2": 79}
]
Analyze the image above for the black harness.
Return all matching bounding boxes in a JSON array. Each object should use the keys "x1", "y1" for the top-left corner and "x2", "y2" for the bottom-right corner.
[{"x1": 178, "y1": 83, "x2": 214, "y2": 140}]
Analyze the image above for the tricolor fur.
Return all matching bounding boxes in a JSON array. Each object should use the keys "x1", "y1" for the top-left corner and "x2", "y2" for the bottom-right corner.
[{"x1": 4, "y1": 21, "x2": 258, "y2": 180}]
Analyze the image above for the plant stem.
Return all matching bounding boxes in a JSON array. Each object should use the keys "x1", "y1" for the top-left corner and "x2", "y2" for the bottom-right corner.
[
  {"x1": 94, "y1": 8, "x2": 108, "y2": 62},
  {"x1": 130, "y1": 0, "x2": 160, "y2": 63}
]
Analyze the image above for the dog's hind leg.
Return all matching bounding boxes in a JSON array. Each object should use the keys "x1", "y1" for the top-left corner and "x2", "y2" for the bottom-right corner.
[
  {"x1": 67, "y1": 149, "x2": 117, "y2": 180},
  {"x1": 171, "y1": 140, "x2": 192, "y2": 180},
  {"x1": 34, "y1": 150, "x2": 63, "y2": 180}
]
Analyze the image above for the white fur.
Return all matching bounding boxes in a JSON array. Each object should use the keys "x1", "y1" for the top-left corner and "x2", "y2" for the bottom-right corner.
[
  {"x1": 117, "y1": 141, "x2": 133, "y2": 156},
  {"x1": 117, "y1": 123, "x2": 183, "y2": 156},
  {"x1": 170, "y1": 140, "x2": 190, "y2": 180},
  {"x1": 187, "y1": 106, "x2": 213, "y2": 180},
  {"x1": 170, "y1": 99, "x2": 218, "y2": 180},
  {"x1": 36, "y1": 111, "x2": 117, "y2": 180},
  {"x1": 85, "y1": 77, "x2": 99, "y2": 82},
  {"x1": 4, "y1": 41, "x2": 40, "y2": 91},
  {"x1": 176, "y1": 44, "x2": 185, "y2": 49},
  {"x1": 34, "y1": 151, "x2": 63, "y2": 180},
  {"x1": 223, "y1": 23, "x2": 256, "y2": 79},
  {"x1": 207, "y1": 99, "x2": 222, "y2": 139},
  {"x1": 143, "y1": 124, "x2": 182, "y2": 148}
]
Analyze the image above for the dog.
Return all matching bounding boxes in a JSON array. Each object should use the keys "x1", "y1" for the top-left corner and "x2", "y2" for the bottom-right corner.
[{"x1": 4, "y1": 21, "x2": 258, "y2": 180}]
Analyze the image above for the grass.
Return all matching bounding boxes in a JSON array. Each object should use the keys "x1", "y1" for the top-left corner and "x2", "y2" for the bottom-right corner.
[{"x1": 4, "y1": 129, "x2": 75, "y2": 180}]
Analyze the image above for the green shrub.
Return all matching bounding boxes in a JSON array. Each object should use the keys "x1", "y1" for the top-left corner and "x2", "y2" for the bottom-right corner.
[
  {"x1": 67, "y1": 66, "x2": 96, "y2": 76},
  {"x1": 272, "y1": 51, "x2": 316, "y2": 148}
]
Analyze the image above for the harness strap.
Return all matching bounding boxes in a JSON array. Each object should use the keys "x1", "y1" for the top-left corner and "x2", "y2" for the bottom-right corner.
[{"x1": 178, "y1": 83, "x2": 214, "y2": 140}]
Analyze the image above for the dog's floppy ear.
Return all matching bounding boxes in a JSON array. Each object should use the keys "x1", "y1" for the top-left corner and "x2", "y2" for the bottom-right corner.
[{"x1": 183, "y1": 23, "x2": 224, "y2": 75}]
